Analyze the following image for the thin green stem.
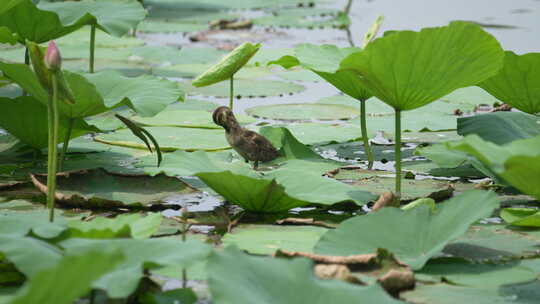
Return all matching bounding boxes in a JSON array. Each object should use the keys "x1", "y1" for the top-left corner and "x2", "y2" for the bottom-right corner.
[
  {"x1": 23, "y1": 48, "x2": 30, "y2": 96},
  {"x1": 58, "y1": 118, "x2": 74, "y2": 171},
  {"x1": 394, "y1": 109, "x2": 402, "y2": 202},
  {"x1": 89, "y1": 23, "x2": 96, "y2": 73},
  {"x1": 181, "y1": 207, "x2": 188, "y2": 288},
  {"x1": 360, "y1": 100, "x2": 373, "y2": 169},
  {"x1": 343, "y1": 0, "x2": 353, "y2": 16},
  {"x1": 229, "y1": 76, "x2": 234, "y2": 110},
  {"x1": 47, "y1": 74, "x2": 59, "y2": 222}
]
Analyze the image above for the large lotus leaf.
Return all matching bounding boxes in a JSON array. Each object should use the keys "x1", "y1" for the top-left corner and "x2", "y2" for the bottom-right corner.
[
  {"x1": 222, "y1": 225, "x2": 328, "y2": 255},
  {"x1": 31, "y1": 168, "x2": 195, "y2": 208},
  {"x1": 84, "y1": 71, "x2": 183, "y2": 117},
  {"x1": 314, "y1": 190, "x2": 499, "y2": 270},
  {"x1": 60, "y1": 238, "x2": 212, "y2": 298},
  {"x1": 0, "y1": 0, "x2": 24, "y2": 15},
  {"x1": 207, "y1": 246, "x2": 404, "y2": 304},
  {"x1": 418, "y1": 259, "x2": 537, "y2": 287},
  {"x1": 402, "y1": 281, "x2": 540, "y2": 304},
  {"x1": 258, "y1": 126, "x2": 323, "y2": 160},
  {"x1": 56, "y1": 26, "x2": 144, "y2": 48},
  {"x1": 500, "y1": 208, "x2": 540, "y2": 227},
  {"x1": 458, "y1": 112, "x2": 540, "y2": 145},
  {"x1": 479, "y1": 51, "x2": 540, "y2": 114},
  {"x1": 131, "y1": 109, "x2": 255, "y2": 129},
  {"x1": 96, "y1": 127, "x2": 229, "y2": 151},
  {"x1": 0, "y1": 210, "x2": 69, "y2": 238},
  {"x1": 39, "y1": 0, "x2": 146, "y2": 37},
  {"x1": 146, "y1": 150, "x2": 375, "y2": 212},
  {"x1": 270, "y1": 44, "x2": 371, "y2": 101},
  {"x1": 131, "y1": 46, "x2": 225, "y2": 65},
  {"x1": 9, "y1": 249, "x2": 124, "y2": 304},
  {"x1": 0, "y1": 27, "x2": 17, "y2": 45},
  {"x1": 192, "y1": 43, "x2": 261, "y2": 87},
  {"x1": 0, "y1": 236, "x2": 62, "y2": 278},
  {"x1": 182, "y1": 79, "x2": 305, "y2": 98},
  {"x1": 446, "y1": 135, "x2": 540, "y2": 199},
  {"x1": 0, "y1": 96, "x2": 97, "y2": 149},
  {"x1": 340, "y1": 21, "x2": 504, "y2": 111},
  {"x1": 246, "y1": 103, "x2": 359, "y2": 121},
  {"x1": 0, "y1": 0, "x2": 86, "y2": 44}
]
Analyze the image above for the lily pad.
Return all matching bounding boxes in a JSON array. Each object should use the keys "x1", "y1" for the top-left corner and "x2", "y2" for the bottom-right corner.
[
  {"x1": 222, "y1": 224, "x2": 328, "y2": 255},
  {"x1": 192, "y1": 42, "x2": 261, "y2": 87},
  {"x1": 285, "y1": 123, "x2": 364, "y2": 145},
  {"x1": 30, "y1": 169, "x2": 195, "y2": 208},
  {"x1": 246, "y1": 103, "x2": 359, "y2": 121},
  {"x1": 96, "y1": 127, "x2": 229, "y2": 152},
  {"x1": 315, "y1": 190, "x2": 499, "y2": 270},
  {"x1": 254, "y1": 8, "x2": 349, "y2": 29},
  {"x1": 500, "y1": 208, "x2": 540, "y2": 227},
  {"x1": 479, "y1": 51, "x2": 540, "y2": 114},
  {"x1": 207, "y1": 246, "x2": 404, "y2": 304},
  {"x1": 182, "y1": 79, "x2": 305, "y2": 98},
  {"x1": 131, "y1": 110, "x2": 255, "y2": 129}
]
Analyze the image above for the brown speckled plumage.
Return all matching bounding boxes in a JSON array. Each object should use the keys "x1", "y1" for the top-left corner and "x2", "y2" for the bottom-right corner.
[{"x1": 213, "y1": 106, "x2": 279, "y2": 169}]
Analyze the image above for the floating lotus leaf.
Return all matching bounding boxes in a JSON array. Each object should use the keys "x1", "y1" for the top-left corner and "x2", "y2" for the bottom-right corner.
[
  {"x1": 192, "y1": 42, "x2": 261, "y2": 87},
  {"x1": 131, "y1": 109, "x2": 255, "y2": 129},
  {"x1": 246, "y1": 103, "x2": 359, "y2": 121},
  {"x1": 479, "y1": 51, "x2": 540, "y2": 114},
  {"x1": 315, "y1": 190, "x2": 499, "y2": 270},
  {"x1": 500, "y1": 208, "x2": 540, "y2": 228},
  {"x1": 96, "y1": 127, "x2": 229, "y2": 152},
  {"x1": 339, "y1": 21, "x2": 504, "y2": 111},
  {"x1": 182, "y1": 79, "x2": 305, "y2": 98}
]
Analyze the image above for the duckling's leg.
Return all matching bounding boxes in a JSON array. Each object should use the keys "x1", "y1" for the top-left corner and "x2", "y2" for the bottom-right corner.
[{"x1": 253, "y1": 160, "x2": 259, "y2": 170}]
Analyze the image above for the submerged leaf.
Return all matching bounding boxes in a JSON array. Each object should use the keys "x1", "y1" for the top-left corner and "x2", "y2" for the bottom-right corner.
[{"x1": 192, "y1": 42, "x2": 261, "y2": 87}]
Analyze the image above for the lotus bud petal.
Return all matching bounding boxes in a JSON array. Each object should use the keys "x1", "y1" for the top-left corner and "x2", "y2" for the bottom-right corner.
[{"x1": 45, "y1": 41, "x2": 61, "y2": 71}]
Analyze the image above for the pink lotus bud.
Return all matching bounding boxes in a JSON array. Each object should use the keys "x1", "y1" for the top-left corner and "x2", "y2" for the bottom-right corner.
[{"x1": 45, "y1": 41, "x2": 61, "y2": 71}]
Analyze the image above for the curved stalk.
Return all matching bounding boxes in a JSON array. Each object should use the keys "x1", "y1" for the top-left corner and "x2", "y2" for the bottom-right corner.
[
  {"x1": 229, "y1": 75, "x2": 234, "y2": 110},
  {"x1": 89, "y1": 23, "x2": 96, "y2": 73},
  {"x1": 394, "y1": 109, "x2": 402, "y2": 203},
  {"x1": 47, "y1": 74, "x2": 59, "y2": 222},
  {"x1": 58, "y1": 118, "x2": 74, "y2": 171},
  {"x1": 360, "y1": 100, "x2": 373, "y2": 169}
]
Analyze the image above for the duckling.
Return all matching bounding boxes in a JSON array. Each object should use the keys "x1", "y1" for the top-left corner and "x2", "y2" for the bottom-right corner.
[{"x1": 213, "y1": 106, "x2": 280, "y2": 169}]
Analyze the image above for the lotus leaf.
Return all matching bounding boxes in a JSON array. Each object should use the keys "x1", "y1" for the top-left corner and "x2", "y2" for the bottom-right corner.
[
  {"x1": 479, "y1": 51, "x2": 540, "y2": 114},
  {"x1": 207, "y1": 246, "x2": 404, "y2": 304},
  {"x1": 315, "y1": 190, "x2": 499, "y2": 269},
  {"x1": 192, "y1": 43, "x2": 261, "y2": 87}
]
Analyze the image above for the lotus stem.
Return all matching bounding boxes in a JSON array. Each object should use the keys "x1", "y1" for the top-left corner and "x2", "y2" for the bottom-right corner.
[
  {"x1": 89, "y1": 23, "x2": 96, "y2": 73},
  {"x1": 23, "y1": 48, "x2": 29, "y2": 96},
  {"x1": 360, "y1": 100, "x2": 373, "y2": 169},
  {"x1": 343, "y1": 0, "x2": 353, "y2": 16},
  {"x1": 394, "y1": 109, "x2": 402, "y2": 203},
  {"x1": 47, "y1": 74, "x2": 60, "y2": 222},
  {"x1": 181, "y1": 207, "x2": 189, "y2": 288},
  {"x1": 58, "y1": 118, "x2": 74, "y2": 171},
  {"x1": 229, "y1": 75, "x2": 234, "y2": 110}
]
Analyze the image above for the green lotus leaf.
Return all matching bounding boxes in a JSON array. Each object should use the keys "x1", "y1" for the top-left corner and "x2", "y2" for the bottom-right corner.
[
  {"x1": 183, "y1": 79, "x2": 305, "y2": 98},
  {"x1": 0, "y1": 236, "x2": 62, "y2": 278},
  {"x1": 0, "y1": 0, "x2": 24, "y2": 15},
  {"x1": 479, "y1": 51, "x2": 540, "y2": 114},
  {"x1": 0, "y1": 96, "x2": 97, "y2": 149},
  {"x1": 192, "y1": 42, "x2": 261, "y2": 87},
  {"x1": 315, "y1": 190, "x2": 499, "y2": 270},
  {"x1": 0, "y1": 0, "x2": 86, "y2": 44},
  {"x1": 60, "y1": 238, "x2": 212, "y2": 298},
  {"x1": 500, "y1": 208, "x2": 540, "y2": 227},
  {"x1": 9, "y1": 249, "x2": 124, "y2": 304},
  {"x1": 246, "y1": 103, "x2": 359, "y2": 121},
  {"x1": 39, "y1": 0, "x2": 146, "y2": 37},
  {"x1": 131, "y1": 109, "x2": 255, "y2": 129},
  {"x1": 339, "y1": 21, "x2": 504, "y2": 111},
  {"x1": 446, "y1": 135, "x2": 540, "y2": 200},
  {"x1": 207, "y1": 246, "x2": 405, "y2": 304},
  {"x1": 458, "y1": 112, "x2": 540, "y2": 145},
  {"x1": 0, "y1": 26, "x2": 17, "y2": 45}
]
